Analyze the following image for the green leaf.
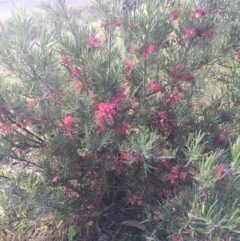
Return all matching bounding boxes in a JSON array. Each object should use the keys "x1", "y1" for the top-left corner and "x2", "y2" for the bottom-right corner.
[{"x1": 67, "y1": 224, "x2": 78, "y2": 241}]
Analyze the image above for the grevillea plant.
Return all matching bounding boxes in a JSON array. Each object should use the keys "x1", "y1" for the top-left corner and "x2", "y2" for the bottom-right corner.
[{"x1": 1, "y1": 0, "x2": 240, "y2": 240}]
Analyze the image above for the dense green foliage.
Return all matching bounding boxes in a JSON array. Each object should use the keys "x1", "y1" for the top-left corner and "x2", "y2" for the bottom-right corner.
[{"x1": 1, "y1": 0, "x2": 240, "y2": 240}]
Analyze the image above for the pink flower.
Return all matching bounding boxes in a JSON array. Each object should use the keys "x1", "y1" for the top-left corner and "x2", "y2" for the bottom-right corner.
[
  {"x1": 190, "y1": 13, "x2": 196, "y2": 20},
  {"x1": 71, "y1": 68, "x2": 80, "y2": 76},
  {"x1": 218, "y1": 133, "x2": 226, "y2": 142},
  {"x1": 27, "y1": 100, "x2": 35, "y2": 110},
  {"x1": 183, "y1": 75, "x2": 195, "y2": 83},
  {"x1": 180, "y1": 171, "x2": 188, "y2": 181},
  {"x1": 172, "y1": 236, "x2": 181, "y2": 241},
  {"x1": 215, "y1": 165, "x2": 228, "y2": 182},
  {"x1": 121, "y1": 152, "x2": 134, "y2": 161},
  {"x1": 86, "y1": 152, "x2": 94, "y2": 159},
  {"x1": 59, "y1": 115, "x2": 75, "y2": 137},
  {"x1": 113, "y1": 20, "x2": 121, "y2": 27},
  {"x1": 153, "y1": 214, "x2": 160, "y2": 221},
  {"x1": 195, "y1": 8, "x2": 205, "y2": 18},
  {"x1": 126, "y1": 193, "x2": 143, "y2": 205},
  {"x1": 61, "y1": 56, "x2": 72, "y2": 68},
  {"x1": 170, "y1": 65, "x2": 195, "y2": 83},
  {"x1": 95, "y1": 102, "x2": 117, "y2": 132},
  {"x1": 129, "y1": 46, "x2": 135, "y2": 54},
  {"x1": 124, "y1": 59, "x2": 134, "y2": 69},
  {"x1": 162, "y1": 189, "x2": 172, "y2": 197},
  {"x1": 111, "y1": 93, "x2": 126, "y2": 105},
  {"x1": 52, "y1": 176, "x2": 59, "y2": 183},
  {"x1": 0, "y1": 122, "x2": 14, "y2": 133},
  {"x1": 150, "y1": 82, "x2": 160, "y2": 92},
  {"x1": 88, "y1": 36, "x2": 102, "y2": 49},
  {"x1": 170, "y1": 65, "x2": 185, "y2": 79},
  {"x1": 167, "y1": 92, "x2": 185, "y2": 107},
  {"x1": 184, "y1": 28, "x2": 197, "y2": 38},
  {"x1": 141, "y1": 45, "x2": 157, "y2": 59},
  {"x1": 150, "y1": 82, "x2": 165, "y2": 93},
  {"x1": 130, "y1": 22, "x2": 136, "y2": 28},
  {"x1": 169, "y1": 9, "x2": 179, "y2": 20},
  {"x1": 63, "y1": 115, "x2": 74, "y2": 127},
  {"x1": 201, "y1": 28, "x2": 215, "y2": 41},
  {"x1": 74, "y1": 81, "x2": 83, "y2": 93},
  {"x1": 158, "y1": 111, "x2": 167, "y2": 120}
]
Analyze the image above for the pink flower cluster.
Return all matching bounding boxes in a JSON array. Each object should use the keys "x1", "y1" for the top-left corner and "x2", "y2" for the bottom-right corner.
[
  {"x1": 201, "y1": 28, "x2": 216, "y2": 41},
  {"x1": 59, "y1": 115, "x2": 75, "y2": 137},
  {"x1": 190, "y1": 8, "x2": 206, "y2": 19},
  {"x1": 170, "y1": 65, "x2": 195, "y2": 83},
  {"x1": 87, "y1": 36, "x2": 102, "y2": 49},
  {"x1": 155, "y1": 110, "x2": 173, "y2": 134},
  {"x1": 141, "y1": 45, "x2": 157, "y2": 59},
  {"x1": 61, "y1": 56, "x2": 81, "y2": 77},
  {"x1": 124, "y1": 60, "x2": 134, "y2": 69},
  {"x1": 169, "y1": 9, "x2": 180, "y2": 21},
  {"x1": 74, "y1": 81, "x2": 83, "y2": 93},
  {"x1": 71, "y1": 67, "x2": 80, "y2": 76},
  {"x1": 95, "y1": 93, "x2": 127, "y2": 132},
  {"x1": 126, "y1": 193, "x2": 143, "y2": 206},
  {"x1": 184, "y1": 28, "x2": 197, "y2": 38},
  {"x1": 0, "y1": 122, "x2": 14, "y2": 133},
  {"x1": 95, "y1": 102, "x2": 117, "y2": 132},
  {"x1": 150, "y1": 82, "x2": 165, "y2": 93},
  {"x1": 61, "y1": 56, "x2": 72, "y2": 68}
]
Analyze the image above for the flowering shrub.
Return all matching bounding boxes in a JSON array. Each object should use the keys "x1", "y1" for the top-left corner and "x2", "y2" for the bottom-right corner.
[{"x1": 0, "y1": 0, "x2": 240, "y2": 240}]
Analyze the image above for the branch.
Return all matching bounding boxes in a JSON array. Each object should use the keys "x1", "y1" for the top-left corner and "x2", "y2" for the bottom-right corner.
[{"x1": 5, "y1": 111, "x2": 45, "y2": 144}]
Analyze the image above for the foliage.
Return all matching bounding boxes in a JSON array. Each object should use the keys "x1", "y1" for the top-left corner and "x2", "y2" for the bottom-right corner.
[{"x1": 0, "y1": 0, "x2": 240, "y2": 240}]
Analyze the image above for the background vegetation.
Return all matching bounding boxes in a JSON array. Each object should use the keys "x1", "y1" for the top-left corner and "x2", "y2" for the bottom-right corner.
[{"x1": 1, "y1": 0, "x2": 240, "y2": 240}]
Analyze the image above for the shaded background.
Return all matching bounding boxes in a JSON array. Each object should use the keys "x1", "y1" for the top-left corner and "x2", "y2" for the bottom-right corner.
[{"x1": 0, "y1": 0, "x2": 90, "y2": 19}]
